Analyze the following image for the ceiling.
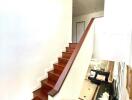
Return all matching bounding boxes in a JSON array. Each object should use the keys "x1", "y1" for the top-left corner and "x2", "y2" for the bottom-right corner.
[{"x1": 73, "y1": 0, "x2": 104, "y2": 17}]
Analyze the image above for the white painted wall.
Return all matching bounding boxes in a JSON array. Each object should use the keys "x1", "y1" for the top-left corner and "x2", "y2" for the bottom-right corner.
[
  {"x1": 93, "y1": 17, "x2": 131, "y2": 64},
  {"x1": 93, "y1": 0, "x2": 132, "y2": 66},
  {"x1": 49, "y1": 19, "x2": 95, "y2": 100},
  {"x1": 72, "y1": 11, "x2": 104, "y2": 42},
  {"x1": 130, "y1": 33, "x2": 132, "y2": 67},
  {"x1": 0, "y1": 0, "x2": 72, "y2": 100}
]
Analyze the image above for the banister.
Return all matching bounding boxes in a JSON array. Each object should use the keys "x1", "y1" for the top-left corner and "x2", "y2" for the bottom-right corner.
[{"x1": 48, "y1": 18, "x2": 95, "y2": 96}]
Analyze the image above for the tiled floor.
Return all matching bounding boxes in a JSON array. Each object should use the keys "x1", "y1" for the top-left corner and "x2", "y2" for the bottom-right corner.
[{"x1": 78, "y1": 79, "x2": 97, "y2": 100}]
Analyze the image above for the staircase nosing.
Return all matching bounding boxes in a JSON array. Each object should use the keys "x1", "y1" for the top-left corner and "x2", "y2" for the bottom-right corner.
[
  {"x1": 48, "y1": 70, "x2": 60, "y2": 77},
  {"x1": 41, "y1": 79, "x2": 54, "y2": 88},
  {"x1": 62, "y1": 51, "x2": 72, "y2": 54},
  {"x1": 33, "y1": 88, "x2": 48, "y2": 100},
  {"x1": 53, "y1": 63, "x2": 65, "y2": 68},
  {"x1": 58, "y1": 57, "x2": 69, "y2": 60}
]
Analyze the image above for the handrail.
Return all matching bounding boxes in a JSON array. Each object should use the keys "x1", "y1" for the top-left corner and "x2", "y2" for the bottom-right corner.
[{"x1": 48, "y1": 18, "x2": 95, "y2": 96}]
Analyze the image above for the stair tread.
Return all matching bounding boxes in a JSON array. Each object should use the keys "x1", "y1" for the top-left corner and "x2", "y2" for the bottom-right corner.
[
  {"x1": 59, "y1": 57, "x2": 69, "y2": 59},
  {"x1": 33, "y1": 88, "x2": 48, "y2": 100},
  {"x1": 66, "y1": 47, "x2": 75, "y2": 52},
  {"x1": 48, "y1": 70, "x2": 60, "y2": 77},
  {"x1": 41, "y1": 79, "x2": 55, "y2": 88},
  {"x1": 54, "y1": 64, "x2": 65, "y2": 70},
  {"x1": 69, "y1": 43, "x2": 78, "y2": 48},
  {"x1": 53, "y1": 63, "x2": 65, "y2": 74},
  {"x1": 53, "y1": 63, "x2": 65, "y2": 71},
  {"x1": 58, "y1": 57, "x2": 69, "y2": 65},
  {"x1": 54, "y1": 69, "x2": 63, "y2": 74},
  {"x1": 54, "y1": 63, "x2": 65, "y2": 67},
  {"x1": 58, "y1": 57, "x2": 69, "y2": 60},
  {"x1": 62, "y1": 51, "x2": 72, "y2": 54}
]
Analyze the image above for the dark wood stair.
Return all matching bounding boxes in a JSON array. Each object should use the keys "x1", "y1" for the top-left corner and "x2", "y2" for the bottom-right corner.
[
  {"x1": 33, "y1": 88, "x2": 48, "y2": 100},
  {"x1": 62, "y1": 52, "x2": 72, "y2": 59},
  {"x1": 48, "y1": 70, "x2": 60, "y2": 83},
  {"x1": 66, "y1": 47, "x2": 75, "y2": 52},
  {"x1": 53, "y1": 63, "x2": 65, "y2": 74},
  {"x1": 32, "y1": 43, "x2": 77, "y2": 100}
]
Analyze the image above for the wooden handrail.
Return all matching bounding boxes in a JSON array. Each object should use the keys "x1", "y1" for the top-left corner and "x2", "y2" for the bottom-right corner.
[{"x1": 48, "y1": 18, "x2": 95, "y2": 96}]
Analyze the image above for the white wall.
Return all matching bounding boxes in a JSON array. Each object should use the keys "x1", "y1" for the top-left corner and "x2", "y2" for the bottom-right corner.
[
  {"x1": 0, "y1": 0, "x2": 72, "y2": 100},
  {"x1": 93, "y1": 0, "x2": 132, "y2": 65},
  {"x1": 49, "y1": 19, "x2": 95, "y2": 100},
  {"x1": 72, "y1": 11, "x2": 104, "y2": 42},
  {"x1": 93, "y1": 17, "x2": 131, "y2": 64},
  {"x1": 130, "y1": 33, "x2": 132, "y2": 67}
]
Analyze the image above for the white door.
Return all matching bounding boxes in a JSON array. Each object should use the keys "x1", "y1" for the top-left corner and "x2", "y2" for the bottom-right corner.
[{"x1": 76, "y1": 21, "x2": 85, "y2": 42}]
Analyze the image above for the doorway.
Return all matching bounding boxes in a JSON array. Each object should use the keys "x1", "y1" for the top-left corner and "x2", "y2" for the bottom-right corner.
[{"x1": 76, "y1": 21, "x2": 85, "y2": 43}]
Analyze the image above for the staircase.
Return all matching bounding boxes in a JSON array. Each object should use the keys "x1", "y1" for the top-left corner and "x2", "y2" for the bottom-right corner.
[{"x1": 32, "y1": 43, "x2": 77, "y2": 100}]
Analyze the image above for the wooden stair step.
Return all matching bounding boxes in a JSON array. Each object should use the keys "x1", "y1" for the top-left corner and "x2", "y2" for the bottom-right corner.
[
  {"x1": 69, "y1": 43, "x2": 78, "y2": 48},
  {"x1": 53, "y1": 63, "x2": 65, "y2": 74},
  {"x1": 58, "y1": 57, "x2": 69, "y2": 65},
  {"x1": 48, "y1": 70, "x2": 60, "y2": 83},
  {"x1": 53, "y1": 63, "x2": 65, "y2": 68},
  {"x1": 66, "y1": 47, "x2": 75, "y2": 52},
  {"x1": 33, "y1": 88, "x2": 48, "y2": 100},
  {"x1": 62, "y1": 52, "x2": 72, "y2": 59},
  {"x1": 41, "y1": 79, "x2": 55, "y2": 88},
  {"x1": 54, "y1": 67, "x2": 63, "y2": 74},
  {"x1": 41, "y1": 79, "x2": 55, "y2": 94}
]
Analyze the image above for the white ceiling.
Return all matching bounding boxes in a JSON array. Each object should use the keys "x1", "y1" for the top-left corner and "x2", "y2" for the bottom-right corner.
[{"x1": 73, "y1": 0, "x2": 104, "y2": 17}]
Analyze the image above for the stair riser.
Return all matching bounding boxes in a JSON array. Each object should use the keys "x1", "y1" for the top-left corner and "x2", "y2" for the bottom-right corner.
[
  {"x1": 54, "y1": 64, "x2": 64, "y2": 74},
  {"x1": 69, "y1": 43, "x2": 77, "y2": 49},
  {"x1": 41, "y1": 84, "x2": 52, "y2": 94},
  {"x1": 58, "y1": 58, "x2": 68, "y2": 65},
  {"x1": 66, "y1": 47, "x2": 75, "y2": 52},
  {"x1": 48, "y1": 73, "x2": 59, "y2": 83},
  {"x1": 54, "y1": 67, "x2": 63, "y2": 74},
  {"x1": 62, "y1": 52, "x2": 72, "y2": 59},
  {"x1": 53, "y1": 64, "x2": 65, "y2": 70}
]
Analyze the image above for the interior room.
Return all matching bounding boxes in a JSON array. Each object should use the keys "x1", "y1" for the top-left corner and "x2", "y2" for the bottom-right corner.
[
  {"x1": 0, "y1": 0, "x2": 132, "y2": 100},
  {"x1": 78, "y1": 60, "x2": 131, "y2": 100}
]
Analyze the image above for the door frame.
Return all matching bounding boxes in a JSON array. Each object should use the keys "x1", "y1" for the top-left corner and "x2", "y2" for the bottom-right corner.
[{"x1": 76, "y1": 21, "x2": 85, "y2": 42}]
